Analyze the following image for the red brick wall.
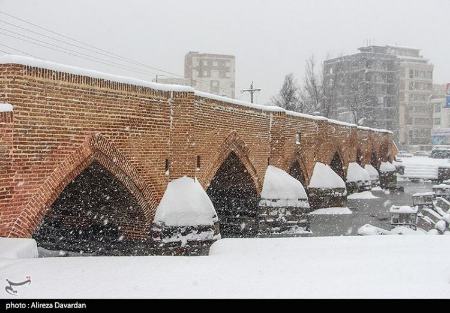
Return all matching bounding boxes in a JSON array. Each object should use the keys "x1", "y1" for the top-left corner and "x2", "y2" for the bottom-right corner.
[{"x1": 0, "y1": 63, "x2": 396, "y2": 238}]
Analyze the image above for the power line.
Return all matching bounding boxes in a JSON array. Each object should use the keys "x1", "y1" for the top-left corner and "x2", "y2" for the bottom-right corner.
[
  {"x1": 0, "y1": 10, "x2": 240, "y2": 95},
  {"x1": 0, "y1": 30, "x2": 171, "y2": 78},
  {"x1": 0, "y1": 42, "x2": 35, "y2": 56},
  {"x1": 0, "y1": 10, "x2": 185, "y2": 78}
]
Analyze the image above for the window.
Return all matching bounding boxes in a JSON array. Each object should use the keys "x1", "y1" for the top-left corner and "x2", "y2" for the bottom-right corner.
[
  {"x1": 434, "y1": 118, "x2": 441, "y2": 125},
  {"x1": 295, "y1": 132, "x2": 301, "y2": 145},
  {"x1": 165, "y1": 159, "x2": 169, "y2": 172},
  {"x1": 213, "y1": 61, "x2": 218, "y2": 66},
  {"x1": 196, "y1": 156, "x2": 201, "y2": 169},
  {"x1": 409, "y1": 69, "x2": 414, "y2": 78},
  {"x1": 435, "y1": 104, "x2": 441, "y2": 113},
  {"x1": 203, "y1": 60, "x2": 208, "y2": 66}
]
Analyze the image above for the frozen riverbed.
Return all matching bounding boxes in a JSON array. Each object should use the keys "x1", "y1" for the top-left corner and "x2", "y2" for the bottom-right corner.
[{"x1": 310, "y1": 181, "x2": 433, "y2": 236}]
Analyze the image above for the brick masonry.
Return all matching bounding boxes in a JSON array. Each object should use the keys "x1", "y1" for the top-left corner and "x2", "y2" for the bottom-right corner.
[{"x1": 0, "y1": 62, "x2": 397, "y2": 239}]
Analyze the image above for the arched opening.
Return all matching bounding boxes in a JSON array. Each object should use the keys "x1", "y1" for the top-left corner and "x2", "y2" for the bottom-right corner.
[
  {"x1": 371, "y1": 151, "x2": 379, "y2": 169},
  {"x1": 289, "y1": 160, "x2": 306, "y2": 186},
  {"x1": 356, "y1": 149, "x2": 363, "y2": 166},
  {"x1": 330, "y1": 152, "x2": 345, "y2": 179},
  {"x1": 32, "y1": 161, "x2": 147, "y2": 255},
  {"x1": 206, "y1": 152, "x2": 259, "y2": 238}
]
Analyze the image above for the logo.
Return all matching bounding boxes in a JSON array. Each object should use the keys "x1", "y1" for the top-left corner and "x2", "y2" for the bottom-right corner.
[{"x1": 4, "y1": 276, "x2": 31, "y2": 296}]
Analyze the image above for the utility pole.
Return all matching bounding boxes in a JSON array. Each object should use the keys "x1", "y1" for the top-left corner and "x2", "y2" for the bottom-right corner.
[{"x1": 241, "y1": 81, "x2": 261, "y2": 104}]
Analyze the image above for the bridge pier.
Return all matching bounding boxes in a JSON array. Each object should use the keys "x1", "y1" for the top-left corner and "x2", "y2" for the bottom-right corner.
[
  {"x1": 257, "y1": 166, "x2": 311, "y2": 236},
  {"x1": 307, "y1": 163, "x2": 348, "y2": 210}
]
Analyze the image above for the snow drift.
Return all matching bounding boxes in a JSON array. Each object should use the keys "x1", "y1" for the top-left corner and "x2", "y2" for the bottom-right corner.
[
  {"x1": 308, "y1": 162, "x2": 346, "y2": 189},
  {"x1": 154, "y1": 176, "x2": 218, "y2": 226},
  {"x1": 259, "y1": 165, "x2": 309, "y2": 208},
  {"x1": 0, "y1": 238, "x2": 38, "y2": 259},
  {"x1": 346, "y1": 162, "x2": 370, "y2": 182}
]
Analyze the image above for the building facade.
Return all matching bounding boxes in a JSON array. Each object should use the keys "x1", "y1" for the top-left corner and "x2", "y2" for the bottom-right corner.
[
  {"x1": 431, "y1": 84, "x2": 450, "y2": 145},
  {"x1": 184, "y1": 51, "x2": 236, "y2": 98},
  {"x1": 388, "y1": 46, "x2": 434, "y2": 151},
  {"x1": 324, "y1": 45, "x2": 434, "y2": 151},
  {"x1": 323, "y1": 46, "x2": 400, "y2": 140}
]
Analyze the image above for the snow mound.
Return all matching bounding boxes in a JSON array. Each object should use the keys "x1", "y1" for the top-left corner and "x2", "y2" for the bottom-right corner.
[
  {"x1": 347, "y1": 162, "x2": 370, "y2": 182},
  {"x1": 412, "y1": 192, "x2": 435, "y2": 197},
  {"x1": 154, "y1": 176, "x2": 218, "y2": 226},
  {"x1": 364, "y1": 164, "x2": 379, "y2": 180},
  {"x1": 309, "y1": 207, "x2": 352, "y2": 215},
  {"x1": 0, "y1": 103, "x2": 13, "y2": 112},
  {"x1": 0, "y1": 238, "x2": 38, "y2": 259},
  {"x1": 259, "y1": 166, "x2": 308, "y2": 208},
  {"x1": 358, "y1": 224, "x2": 390, "y2": 235},
  {"x1": 389, "y1": 205, "x2": 418, "y2": 214},
  {"x1": 380, "y1": 161, "x2": 396, "y2": 172},
  {"x1": 433, "y1": 184, "x2": 450, "y2": 189},
  {"x1": 348, "y1": 191, "x2": 378, "y2": 199},
  {"x1": 435, "y1": 220, "x2": 447, "y2": 233},
  {"x1": 308, "y1": 162, "x2": 346, "y2": 189}
]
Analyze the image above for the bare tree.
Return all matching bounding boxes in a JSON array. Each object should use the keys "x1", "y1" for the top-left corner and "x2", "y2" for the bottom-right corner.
[
  {"x1": 272, "y1": 73, "x2": 301, "y2": 112},
  {"x1": 299, "y1": 56, "x2": 323, "y2": 114}
]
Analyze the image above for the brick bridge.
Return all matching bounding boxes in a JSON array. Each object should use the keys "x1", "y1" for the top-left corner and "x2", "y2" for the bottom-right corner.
[{"x1": 0, "y1": 56, "x2": 397, "y2": 254}]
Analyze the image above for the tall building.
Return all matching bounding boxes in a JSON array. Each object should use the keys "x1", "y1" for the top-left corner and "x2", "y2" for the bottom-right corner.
[
  {"x1": 431, "y1": 84, "x2": 450, "y2": 145},
  {"x1": 184, "y1": 51, "x2": 235, "y2": 98},
  {"x1": 323, "y1": 46, "x2": 400, "y2": 139},
  {"x1": 388, "y1": 46, "x2": 434, "y2": 151},
  {"x1": 324, "y1": 45, "x2": 434, "y2": 151}
]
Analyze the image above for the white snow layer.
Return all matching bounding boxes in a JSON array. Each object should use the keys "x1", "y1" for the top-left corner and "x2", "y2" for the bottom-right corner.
[
  {"x1": 389, "y1": 205, "x2": 418, "y2": 214},
  {"x1": 0, "y1": 103, "x2": 13, "y2": 112},
  {"x1": 435, "y1": 220, "x2": 447, "y2": 233},
  {"x1": 346, "y1": 162, "x2": 371, "y2": 182},
  {"x1": 380, "y1": 161, "x2": 397, "y2": 172},
  {"x1": 399, "y1": 156, "x2": 450, "y2": 180},
  {"x1": 309, "y1": 207, "x2": 352, "y2": 215},
  {"x1": 259, "y1": 166, "x2": 308, "y2": 208},
  {"x1": 364, "y1": 164, "x2": 379, "y2": 180},
  {"x1": 0, "y1": 238, "x2": 38, "y2": 259},
  {"x1": 308, "y1": 162, "x2": 346, "y2": 189},
  {"x1": 3, "y1": 236, "x2": 450, "y2": 298},
  {"x1": 347, "y1": 191, "x2": 378, "y2": 199},
  {"x1": 153, "y1": 176, "x2": 218, "y2": 226},
  {"x1": 357, "y1": 224, "x2": 424, "y2": 236}
]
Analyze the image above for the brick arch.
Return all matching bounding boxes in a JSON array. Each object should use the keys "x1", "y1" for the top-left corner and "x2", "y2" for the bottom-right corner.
[
  {"x1": 327, "y1": 147, "x2": 346, "y2": 179},
  {"x1": 286, "y1": 151, "x2": 309, "y2": 186},
  {"x1": 202, "y1": 131, "x2": 261, "y2": 193},
  {"x1": 8, "y1": 133, "x2": 158, "y2": 238},
  {"x1": 369, "y1": 145, "x2": 380, "y2": 168}
]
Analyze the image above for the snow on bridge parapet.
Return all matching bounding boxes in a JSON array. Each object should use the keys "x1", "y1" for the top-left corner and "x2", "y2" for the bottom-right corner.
[
  {"x1": 0, "y1": 54, "x2": 393, "y2": 135},
  {"x1": 0, "y1": 55, "x2": 194, "y2": 93}
]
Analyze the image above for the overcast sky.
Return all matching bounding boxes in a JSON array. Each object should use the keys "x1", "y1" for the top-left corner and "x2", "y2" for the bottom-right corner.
[{"x1": 0, "y1": 0, "x2": 448, "y2": 104}]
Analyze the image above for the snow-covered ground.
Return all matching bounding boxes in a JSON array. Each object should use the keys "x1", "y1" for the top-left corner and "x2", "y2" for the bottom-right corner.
[
  {"x1": 1, "y1": 236, "x2": 450, "y2": 298},
  {"x1": 399, "y1": 156, "x2": 450, "y2": 180},
  {"x1": 309, "y1": 207, "x2": 352, "y2": 215},
  {"x1": 348, "y1": 191, "x2": 378, "y2": 199}
]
